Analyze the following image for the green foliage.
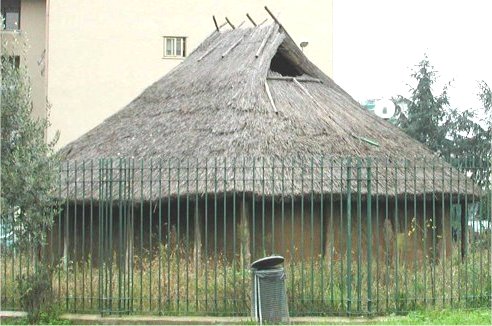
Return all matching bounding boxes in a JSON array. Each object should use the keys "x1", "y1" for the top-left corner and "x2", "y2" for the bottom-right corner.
[
  {"x1": 16, "y1": 269, "x2": 53, "y2": 324},
  {"x1": 396, "y1": 56, "x2": 491, "y2": 186},
  {"x1": 377, "y1": 308, "x2": 492, "y2": 325},
  {"x1": 396, "y1": 57, "x2": 451, "y2": 154},
  {"x1": 0, "y1": 52, "x2": 59, "y2": 251},
  {"x1": 1, "y1": 41, "x2": 60, "y2": 323}
]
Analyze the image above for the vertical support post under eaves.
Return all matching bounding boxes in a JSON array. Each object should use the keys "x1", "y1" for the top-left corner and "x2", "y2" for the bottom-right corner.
[
  {"x1": 240, "y1": 199, "x2": 251, "y2": 270},
  {"x1": 194, "y1": 204, "x2": 202, "y2": 265}
]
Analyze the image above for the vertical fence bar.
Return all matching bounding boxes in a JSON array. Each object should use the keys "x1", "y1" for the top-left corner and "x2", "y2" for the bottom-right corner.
[
  {"x1": 329, "y1": 157, "x2": 335, "y2": 311},
  {"x1": 463, "y1": 158, "x2": 469, "y2": 308},
  {"x1": 300, "y1": 158, "x2": 305, "y2": 307},
  {"x1": 393, "y1": 159, "x2": 399, "y2": 312},
  {"x1": 158, "y1": 159, "x2": 163, "y2": 313},
  {"x1": 213, "y1": 158, "x2": 218, "y2": 313},
  {"x1": 195, "y1": 158, "x2": 200, "y2": 312},
  {"x1": 431, "y1": 159, "x2": 436, "y2": 307},
  {"x1": 232, "y1": 158, "x2": 237, "y2": 313},
  {"x1": 81, "y1": 161, "x2": 86, "y2": 311},
  {"x1": 252, "y1": 159, "x2": 256, "y2": 263},
  {"x1": 339, "y1": 158, "x2": 344, "y2": 311},
  {"x1": 440, "y1": 159, "x2": 445, "y2": 307},
  {"x1": 356, "y1": 158, "x2": 362, "y2": 312},
  {"x1": 384, "y1": 159, "x2": 389, "y2": 311},
  {"x1": 241, "y1": 157, "x2": 246, "y2": 311},
  {"x1": 448, "y1": 157, "x2": 454, "y2": 308},
  {"x1": 139, "y1": 160, "x2": 144, "y2": 312},
  {"x1": 320, "y1": 156, "x2": 325, "y2": 309},
  {"x1": 422, "y1": 157, "x2": 427, "y2": 308},
  {"x1": 167, "y1": 160, "x2": 172, "y2": 310},
  {"x1": 148, "y1": 159, "x2": 153, "y2": 312},
  {"x1": 346, "y1": 157, "x2": 352, "y2": 314},
  {"x1": 57, "y1": 163, "x2": 62, "y2": 304},
  {"x1": 290, "y1": 158, "x2": 295, "y2": 312},
  {"x1": 186, "y1": 159, "x2": 190, "y2": 313},
  {"x1": 403, "y1": 159, "x2": 409, "y2": 312},
  {"x1": 223, "y1": 158, "x2": 227, "y2": 312},
  {"x1": 374, "y1": 159, "x2": 379, "y2": 313},
  {"x1": 177, "y1": 159, "x2": 182, "y2": 314},
  {"x1": 65, "y1": 160, "x2": 70, "y2": 311},
  {"x1": 272, "y1": 158, "x2": 276, "y2": 256},
  {"x1": 118, "y1": 159, "x2": 123, "y2": 313},
  {"x1": 456, "y1": 158, "x2": 461, "y2": 306},
  {"x1": 204, "y1": 160, "x2": 209, "y2": 312},
  {"x1": 109, "y1": 158, "x2": 115, "y2": 313},
  {"x1": 261, "y1": 157, "x2": 266, "y2": 256},
  {"x1": 310, "y1": 158, "x2": 315, "y2": 308},
  {"x1": 366, "y1": 158, "x2": 372, "y2": 314},
  {"x1": 470, "y1": 157, "x2": 476, "y2": 305}
]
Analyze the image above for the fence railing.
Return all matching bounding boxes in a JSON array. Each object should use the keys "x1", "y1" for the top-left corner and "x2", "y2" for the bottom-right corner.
[{"x1": 1, "y1": 156, "x2": 491, "y2": 316}]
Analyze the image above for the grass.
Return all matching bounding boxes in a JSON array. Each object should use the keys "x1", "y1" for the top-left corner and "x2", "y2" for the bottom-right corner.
[
  {"x1": 1, "y1": 308, "x2": 490, "y2": 325},
  {"x1": 1, "y1": 240, "x2": 490, "y2": 317},
  {"x1": 375, "y1": 308, "x2": 492, "y2": 325}
]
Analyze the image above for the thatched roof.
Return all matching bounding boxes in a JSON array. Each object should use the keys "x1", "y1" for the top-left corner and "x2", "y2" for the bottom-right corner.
[{"x1": 59, "y1": 22, "x2": 475, "y2": 199}]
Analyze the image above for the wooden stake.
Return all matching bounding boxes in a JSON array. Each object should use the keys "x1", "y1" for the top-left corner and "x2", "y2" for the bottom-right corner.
[
  {"x1": 293, "y1": 77, "x2": 323, "y2": 108},
  {"x1": 264, "y1": 81, "x2": 278, "y2": 113},
  {"x1": 222, "y1": 35, "x2": 244, "y2": 58},
  {"x1": 246, "y1": 13, "x2": 257, "y2": 26},
  {"x1": 239, "y1": 200, "x2": 251, "y2": 268},
  {"x1": 194, "y1": 205, "x2": 202, "y2": 264},
  {"x1": 198, "y1": 40, "x2": 222, "y2": 62},
  {"x1": 267, "y1": 76, "x2": 322, "y2": 83},
  {"x1": 212, "y1": 15, "x2": 219, "y2": 32},
  {"x1": 225, "y1": 17, "x2": 235, "y2": 29},
  {"x1": 264, "y1": 6, "x2": 295, "y2": 44},
  {"x1": 255, "y1": 23, "x2": 275, "y2": 58}
]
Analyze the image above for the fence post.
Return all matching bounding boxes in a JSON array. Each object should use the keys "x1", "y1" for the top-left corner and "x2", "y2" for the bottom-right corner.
[{"x1": 346, "y1": 157, "x2": 352, "y2": 314}]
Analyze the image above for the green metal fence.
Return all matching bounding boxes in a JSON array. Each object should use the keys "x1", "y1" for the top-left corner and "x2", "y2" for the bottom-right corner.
[{"x1": 1, "y1": 156, "x2": 491, "y2": 316}]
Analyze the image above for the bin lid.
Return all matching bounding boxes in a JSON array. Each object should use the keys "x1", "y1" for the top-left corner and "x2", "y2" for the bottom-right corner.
[{"x1": 251, "y1": 255, "x2": 285, "y2": 269}]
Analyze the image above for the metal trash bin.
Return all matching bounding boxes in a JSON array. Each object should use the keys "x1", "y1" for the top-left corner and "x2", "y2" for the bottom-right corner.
[{"x1": 251, "y1": 255, "x2": 289, "y2": 324}]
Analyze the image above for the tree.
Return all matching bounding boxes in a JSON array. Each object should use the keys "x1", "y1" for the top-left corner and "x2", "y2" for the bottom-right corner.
[
  {"x1": 397, "y1": 57, "x2": 491, "y2": 159},
  {"x1": 396, "y1": 56, "x2": 451, "y2": 155},
  {"x1": 1, "y1": 44, "x2": 59, "y2": 322}
]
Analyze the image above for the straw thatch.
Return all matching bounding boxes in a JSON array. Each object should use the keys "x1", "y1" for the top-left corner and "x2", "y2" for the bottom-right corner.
[{"x1": 59, "y1": 22, "x2": 475, "y2": 199}]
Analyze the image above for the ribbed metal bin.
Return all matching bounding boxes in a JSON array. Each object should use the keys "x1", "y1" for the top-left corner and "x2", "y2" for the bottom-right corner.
[{"x1": 251, "y1": 256, "x2": 289, "y2": 324}]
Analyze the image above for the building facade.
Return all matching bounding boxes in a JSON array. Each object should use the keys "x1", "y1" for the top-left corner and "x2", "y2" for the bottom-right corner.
[{"x1": 2, "y1": 0, "x2": 333, "y2": 148}]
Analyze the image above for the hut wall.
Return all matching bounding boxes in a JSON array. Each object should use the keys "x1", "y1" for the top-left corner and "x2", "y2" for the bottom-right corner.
[{"x1": 48, "y1": 196, "x2": 460, "y2": 266}]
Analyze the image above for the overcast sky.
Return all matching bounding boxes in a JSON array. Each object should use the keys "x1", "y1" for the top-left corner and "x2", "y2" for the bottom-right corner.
[{"x1": 332, "y1": 0, "x2": 492, "y2": 111}]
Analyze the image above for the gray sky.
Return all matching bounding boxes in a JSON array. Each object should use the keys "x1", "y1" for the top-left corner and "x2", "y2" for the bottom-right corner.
[{"x1": 332, "y1": 0, "x2": 492, "y2": 111}]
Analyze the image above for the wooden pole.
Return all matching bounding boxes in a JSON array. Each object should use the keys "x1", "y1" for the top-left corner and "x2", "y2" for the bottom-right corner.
[
  {"x1": 255, "y1": 23, "x2": 275, "y2": 58},
  {"x1": 222, "y1": 35, "x2": 245, "y2": 58},
  {"x1": 194, "y1": 205, "x2": 202, "y2": 264},
  {"x1": 264, "y1": 6, "x2": 296, "y2": 44},
  {"x1": 225, "y1": 17, "x2": 235, "y2": 29},
  {"x1": 246, "y1": 13, "x2": 257, "y2": 26},
  {"x1": 264, "y1": 81, "x2": 278, "y2": 113},
  {"x1": 212, "y1": 15, "x2": 219, "y2": 32},
  {"x1": 240, "y1": 200, "x2": 251, "y2": 268}
]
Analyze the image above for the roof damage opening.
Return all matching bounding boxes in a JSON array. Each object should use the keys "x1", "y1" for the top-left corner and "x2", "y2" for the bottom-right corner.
[{"x1": 269, "y1": 49, "x2": 305, "y2": 77}]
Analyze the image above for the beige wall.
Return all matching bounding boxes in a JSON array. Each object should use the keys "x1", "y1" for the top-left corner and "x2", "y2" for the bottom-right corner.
[
  {"x1": 1, "y1": 0, "x2": 46, "y2": 120},
  {"x1": 46, "y1": 0, "x2": 333, "y2": 148},
  {"x1": 22, "y1": 0, "x2": 46, "y2": 120}
]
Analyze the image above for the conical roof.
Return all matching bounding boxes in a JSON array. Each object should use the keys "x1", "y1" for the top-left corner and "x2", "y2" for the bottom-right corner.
[{"x1": 59, "y1": 22, "x2": 472, "y2": 199}]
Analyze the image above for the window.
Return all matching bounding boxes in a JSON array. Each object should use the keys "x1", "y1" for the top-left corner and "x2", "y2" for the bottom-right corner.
[
  {"x1": 163, "y1": 36, "x2": 186, "y2": 58},
  {"x1": 1, "y1": 0, "x2": 21, "y2": 30}
]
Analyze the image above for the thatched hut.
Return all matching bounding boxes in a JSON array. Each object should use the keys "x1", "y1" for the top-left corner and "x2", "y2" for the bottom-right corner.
[{"x1": 56, "y1": 19, "x2": 476, "y2": 266}]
